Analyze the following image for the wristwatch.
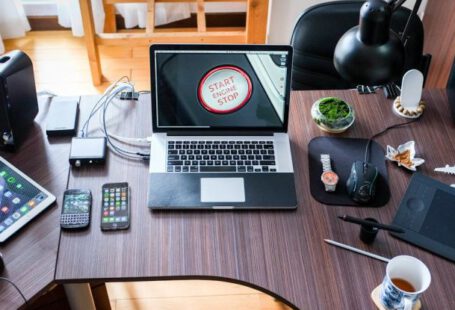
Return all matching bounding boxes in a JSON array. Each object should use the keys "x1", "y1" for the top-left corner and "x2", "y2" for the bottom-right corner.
[{"x1": 320, "y1": 154, "x2": 339, "y2": 192}]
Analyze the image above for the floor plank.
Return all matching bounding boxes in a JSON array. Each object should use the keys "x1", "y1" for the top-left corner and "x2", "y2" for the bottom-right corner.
[
  {"x1": 115, "y1": 294, "x2": 289, "y2": 310},
  {"x1": 106, "y1": 280, "x2": 259, "y2": 300},
  {"x1": 109, "y1": 281, "x2": 290, "y2": 310}
]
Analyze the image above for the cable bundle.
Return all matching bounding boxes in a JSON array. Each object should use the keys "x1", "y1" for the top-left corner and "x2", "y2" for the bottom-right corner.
[{"x1": 79, "y1": 77, "x2": 150, "y2": 161}]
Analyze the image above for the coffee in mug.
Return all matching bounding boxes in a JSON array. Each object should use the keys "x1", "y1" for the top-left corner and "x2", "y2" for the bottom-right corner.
[{"x1": 380, "y1": 255, "x2": 431, "y2": 310}]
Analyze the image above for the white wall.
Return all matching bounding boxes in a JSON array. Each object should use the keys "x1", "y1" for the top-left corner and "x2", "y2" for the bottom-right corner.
[{"x1": 266, "y1": 0, "x2": 428, "y2": 44}]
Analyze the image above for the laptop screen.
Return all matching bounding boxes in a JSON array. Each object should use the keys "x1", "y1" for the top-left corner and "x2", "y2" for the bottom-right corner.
[{"x1": 151, "y1": 46, "x2": 292, "y2": 131}]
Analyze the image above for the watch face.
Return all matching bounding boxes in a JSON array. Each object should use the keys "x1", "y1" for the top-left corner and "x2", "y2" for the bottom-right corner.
[{"x1": 322, "y1": 171, "x2": 339, "y2": 185}]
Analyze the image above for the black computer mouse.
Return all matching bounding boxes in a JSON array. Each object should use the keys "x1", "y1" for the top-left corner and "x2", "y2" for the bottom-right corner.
[{"x1": 346, "y1": 161, "x2": 379, "y2": 203}]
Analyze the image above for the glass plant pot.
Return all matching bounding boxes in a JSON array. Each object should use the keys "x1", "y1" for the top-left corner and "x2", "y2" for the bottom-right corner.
[{"x1": 311, "y1": 97, "x2": 355, "y2": 133}]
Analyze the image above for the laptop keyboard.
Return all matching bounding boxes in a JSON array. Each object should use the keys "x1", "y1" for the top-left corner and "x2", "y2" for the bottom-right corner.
[{"x1": 166, "y1": 140, "x2": 277, "y2": 173}]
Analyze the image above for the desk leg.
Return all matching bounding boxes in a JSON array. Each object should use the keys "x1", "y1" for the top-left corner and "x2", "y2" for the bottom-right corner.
[{"x1": 64, "y1": 283, "x2": 96, "y2": 310}]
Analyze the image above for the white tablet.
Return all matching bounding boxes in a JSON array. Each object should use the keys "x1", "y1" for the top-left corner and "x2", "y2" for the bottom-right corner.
[{"x1": 0, "y1": 156, "x2": 56, "y2": 242}]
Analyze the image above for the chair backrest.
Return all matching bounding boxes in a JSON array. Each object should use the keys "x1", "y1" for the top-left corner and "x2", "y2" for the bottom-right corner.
[{"x1": 291, "y1": 0, "x2": 426, "y2": 90}]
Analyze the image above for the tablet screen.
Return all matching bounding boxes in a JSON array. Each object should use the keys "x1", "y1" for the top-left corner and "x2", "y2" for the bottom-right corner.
[{"x1": 0, "y1": 157, "x2": 55, "y2": 240}]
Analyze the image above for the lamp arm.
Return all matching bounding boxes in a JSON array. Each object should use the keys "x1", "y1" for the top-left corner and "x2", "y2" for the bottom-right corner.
[
  {"x1": 399, "y1": 0, "x2": 422, "y2": 43},
  {"x1": 391, "y1": 0, "x2": 407, "y2": 11}
]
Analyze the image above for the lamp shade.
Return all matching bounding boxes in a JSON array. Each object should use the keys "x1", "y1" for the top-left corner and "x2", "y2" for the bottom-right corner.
[{"x1": 334, "y1": 0, "x2": 405, "y2": 85}]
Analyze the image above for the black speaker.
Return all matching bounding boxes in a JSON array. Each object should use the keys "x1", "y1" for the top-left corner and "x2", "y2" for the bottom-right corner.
[{"x1": 0, "y1": 50, "x2": 38, "y2": 151}]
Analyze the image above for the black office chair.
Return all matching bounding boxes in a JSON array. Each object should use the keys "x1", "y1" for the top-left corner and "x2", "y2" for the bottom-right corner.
[{"x1": 291, "y1": 0, "x2": 431, "y2": 90}]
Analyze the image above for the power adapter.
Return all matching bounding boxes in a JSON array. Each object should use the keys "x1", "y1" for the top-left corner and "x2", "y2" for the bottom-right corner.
[{"x1": 69, "y1": 137, "x2": 107, "y2": 167}]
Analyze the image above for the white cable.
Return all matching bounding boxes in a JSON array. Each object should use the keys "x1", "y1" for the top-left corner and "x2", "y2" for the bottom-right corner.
[
  {"x1": 80, "y1": 79, "x2": 124, "y2": 137},
  {"x1": 101, "y1": 82, "x2": 150, "y2": 160},
  {"x1": 37, "y1": 90, "x2": 57, "y2": 97},
  {"x1": 84, "y1": 80, "x2": 132, "y2": 137},
  {"x1": 97, "y1": 82, "x2": 134, "y2": 133},
  {"x1": 80, "y1": 77, "x2": 150, "y2": 160},
  {"x1": 108, "y1": 133, "x2": 150, "y2": 145}
]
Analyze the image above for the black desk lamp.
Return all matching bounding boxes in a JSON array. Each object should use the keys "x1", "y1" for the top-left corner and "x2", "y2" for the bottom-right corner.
[{"x1": 334, "y1": 0, "x2": 422, "y2": 85}]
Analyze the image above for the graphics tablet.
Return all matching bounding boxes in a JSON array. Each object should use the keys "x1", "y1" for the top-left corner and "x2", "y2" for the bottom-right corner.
[
  {"x1": 391, "y1": 173, "x2": 455, "y2": 262},
  {"x1": 0, "y1": 156, "x2": 56, "y2": 242}
]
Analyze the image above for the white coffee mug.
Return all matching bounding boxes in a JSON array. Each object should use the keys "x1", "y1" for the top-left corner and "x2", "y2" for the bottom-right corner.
[{"x1": 380, "y1": 255, "x2": 431, "y2": 310}]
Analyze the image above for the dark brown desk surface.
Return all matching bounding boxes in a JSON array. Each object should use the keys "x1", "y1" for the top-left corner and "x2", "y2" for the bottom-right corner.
[
  {"x1": 0, "y1": 97, "x2": 72, "y2": 309},
  {"x1": 50, "y1": 89, "x2": 453, "y2": 309}
]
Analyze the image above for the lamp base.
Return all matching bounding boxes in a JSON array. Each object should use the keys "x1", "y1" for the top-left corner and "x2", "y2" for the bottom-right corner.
[{"x1": 392, "y1": 96, "x2": 425, "y2": 119}]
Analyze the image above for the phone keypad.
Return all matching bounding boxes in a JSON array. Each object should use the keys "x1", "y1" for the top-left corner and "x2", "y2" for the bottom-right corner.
[
  {"x1": 102, "y1": 186, "x2": 128, "y2": 224},
  {"x1": 61, "y1": 214, "x2": 89, "y2": 225}
]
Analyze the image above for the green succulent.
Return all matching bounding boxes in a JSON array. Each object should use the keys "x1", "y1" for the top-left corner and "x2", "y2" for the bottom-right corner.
[{"x1": 318, "y1": 97, "x2": 350, "y2": 121}]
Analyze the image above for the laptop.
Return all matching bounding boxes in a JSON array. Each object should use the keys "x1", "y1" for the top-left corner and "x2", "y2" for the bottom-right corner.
[{"x1": 147, "y1": 44, "x2": 297, "y2": 210}]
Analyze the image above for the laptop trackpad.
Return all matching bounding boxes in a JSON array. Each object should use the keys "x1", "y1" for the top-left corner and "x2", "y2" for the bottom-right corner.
[{"x1": 200, "y1": 178, "x2": 245, "y2": 202}]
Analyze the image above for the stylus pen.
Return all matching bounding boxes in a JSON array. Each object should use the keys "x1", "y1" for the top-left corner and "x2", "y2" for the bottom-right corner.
[
  {"x1": 338, "y1": 215, "x2": 405, "y2": 234},
  {"x1": 324, "y1": 239, "x2": 390, "y2": 263}
]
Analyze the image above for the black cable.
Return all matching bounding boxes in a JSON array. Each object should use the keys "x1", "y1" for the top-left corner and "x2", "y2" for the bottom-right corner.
[
  {"x1": 0, "y1": 277, "x2": 27, "y2": 305},
  {"x1": 364, "y1": 118, "x2": 419, "y2": 163},
  {"x1": 399, "y1": 0, "x2": 422, "y2": 43}
]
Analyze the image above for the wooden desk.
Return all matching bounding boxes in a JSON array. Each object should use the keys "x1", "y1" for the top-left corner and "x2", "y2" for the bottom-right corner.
[
  {"x1": 54, "y1": 89, "x2": 455, "y2": 309},
  {"x1": 0, "y1": 97, "x2": 72, "y2": 309}
]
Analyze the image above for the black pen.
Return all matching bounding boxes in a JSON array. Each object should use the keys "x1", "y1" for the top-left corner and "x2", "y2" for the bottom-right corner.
[{"x1": 338, "y1": 215, "x2": 405, "y2": 234}]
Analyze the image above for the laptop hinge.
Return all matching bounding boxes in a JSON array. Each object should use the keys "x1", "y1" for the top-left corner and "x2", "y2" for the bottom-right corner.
[{"x1": 167, "y1": 131, "x2": 275, "y2": 136}]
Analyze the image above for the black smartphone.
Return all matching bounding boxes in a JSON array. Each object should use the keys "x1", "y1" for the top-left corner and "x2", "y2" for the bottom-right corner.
[
  {"x1": 101, "y1": 182, "x2": 130, "y2": 231},
  {"x1": 60, "y1": 189, "x2": 91, "y2": 229}
]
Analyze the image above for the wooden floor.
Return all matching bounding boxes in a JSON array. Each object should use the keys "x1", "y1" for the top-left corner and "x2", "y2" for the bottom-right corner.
[
  {"x1": 4, "y1": 30, "x2": 151, "y2": 95},
  {"x1": 4, "y1": 31, "x2": 290, "y2": 310},
  {"x1": 107, "y1": 281, "x2": 290, "y2": 310}
]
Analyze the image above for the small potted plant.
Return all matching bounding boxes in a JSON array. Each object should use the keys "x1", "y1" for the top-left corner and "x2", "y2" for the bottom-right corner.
[{"x1": 311, "y1": 97, "x2": 355, "y2": 133}]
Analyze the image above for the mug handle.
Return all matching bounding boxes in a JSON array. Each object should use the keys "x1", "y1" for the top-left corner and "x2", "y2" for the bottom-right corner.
[{"x1": 404, "y1": 297, "x2": 413, "y2": 310}]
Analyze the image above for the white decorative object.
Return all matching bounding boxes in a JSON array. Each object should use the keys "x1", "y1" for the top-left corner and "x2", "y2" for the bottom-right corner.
[
  {"x1": 401, "y1": 69, "x2": 424, "y2": 108},
  {"x1": 393, "y1": 69, "x2": 425, "y2": 118},
  {"x1": 434, "y1": 165, "x2": 455, "y2": 175},
  {"x1": 434, "y1": 166, "x2": 455, "y2": 188},
  {"x1": 386, "y1": 141, "x2": 425, "y2": 171}
]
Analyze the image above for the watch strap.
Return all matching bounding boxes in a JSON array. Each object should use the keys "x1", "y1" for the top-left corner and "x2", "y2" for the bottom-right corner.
[{"x1": 320, "y1": 154, "x2": 332, "y2": 172}]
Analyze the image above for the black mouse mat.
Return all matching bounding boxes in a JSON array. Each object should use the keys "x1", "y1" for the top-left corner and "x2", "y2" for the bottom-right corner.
[{"x1": 308, "y1": 137, "x2": 390, "y2": 207}]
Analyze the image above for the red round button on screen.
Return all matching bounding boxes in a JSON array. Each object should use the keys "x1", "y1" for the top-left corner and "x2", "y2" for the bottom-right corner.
[{"x1": 198, "y1": 66, "x2": 252, "y2": 114}]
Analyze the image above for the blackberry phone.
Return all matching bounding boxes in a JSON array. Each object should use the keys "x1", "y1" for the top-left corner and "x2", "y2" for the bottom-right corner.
[
  {"x1": 60, "y1": 189, "x2": 91, "y2": 229},
  {"x1": 101, "y1": 182, "x2": 130, "y2": 231}
]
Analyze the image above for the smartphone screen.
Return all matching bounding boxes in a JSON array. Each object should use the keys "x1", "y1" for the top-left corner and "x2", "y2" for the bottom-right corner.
[
  {"x1": 101, "y1": 182, "x2": 130, "y2": 230},
  {"x1": 63, "y1": 190, "x2": 91, "y2": 214},
  {"x1": 61, "y1": 189, "x2": 91, "y2": 229}
]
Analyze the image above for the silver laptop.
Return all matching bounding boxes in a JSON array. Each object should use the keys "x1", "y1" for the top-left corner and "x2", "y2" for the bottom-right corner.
[{"x1": 147, "y1": 44, "x2": 297, "y2": 210}]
